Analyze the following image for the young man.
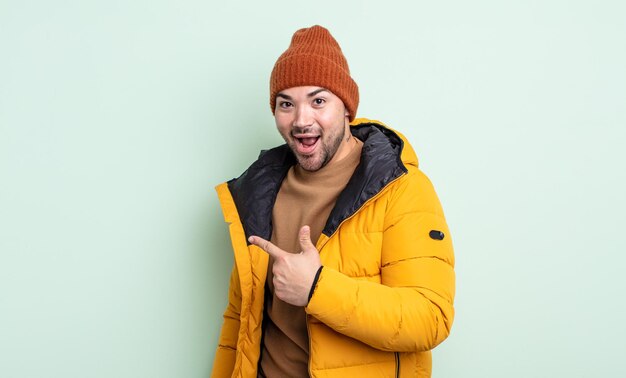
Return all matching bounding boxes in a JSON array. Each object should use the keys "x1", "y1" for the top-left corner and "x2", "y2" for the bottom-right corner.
[{"x1": 212, "y1": 25, "x2": 455, "y2": 378}]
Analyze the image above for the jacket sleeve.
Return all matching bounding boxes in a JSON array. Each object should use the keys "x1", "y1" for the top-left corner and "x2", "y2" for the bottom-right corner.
[
  {"x1": 210, "y1": 265, "x2": 242, "y2": 377},
  {"x1": 305, "y1": 168, "x2": 455, "y2": 352}
]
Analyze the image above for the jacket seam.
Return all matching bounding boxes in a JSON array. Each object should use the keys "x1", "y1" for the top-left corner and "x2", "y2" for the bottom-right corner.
[
  {"x1": 382, "y1": 255, "x2": 451, "y2": 268},
  {"x1": 385, "y1": 209, "x2": 446, "y2": 224},
  {"x1": 217, "y1": 344, "x2": 236, "y2": 351}
]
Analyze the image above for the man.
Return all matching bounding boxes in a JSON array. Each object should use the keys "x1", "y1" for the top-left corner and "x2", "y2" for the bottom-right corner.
[{"x1": 211, "y1": 25, "x2": 455, "y2": 378}]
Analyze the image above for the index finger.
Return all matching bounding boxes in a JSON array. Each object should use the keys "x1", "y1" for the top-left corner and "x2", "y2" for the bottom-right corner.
[{"x1": 248, "y1": 235, "x2": 287, "y2": 259}]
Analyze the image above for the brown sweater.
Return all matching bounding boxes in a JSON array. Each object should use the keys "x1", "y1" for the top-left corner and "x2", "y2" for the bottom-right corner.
[{"x1": 259, "y1": 138, "x2": 363, "y2": 378}]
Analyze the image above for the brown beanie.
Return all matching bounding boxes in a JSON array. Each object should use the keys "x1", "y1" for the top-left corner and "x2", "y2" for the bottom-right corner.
[{"x1": 270, "y1": 25, "x2": 359, "y2": 121}]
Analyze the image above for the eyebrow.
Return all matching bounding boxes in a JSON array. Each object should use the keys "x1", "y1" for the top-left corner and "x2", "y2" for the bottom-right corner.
[
  {"x1": 307, "y1": 88, "x2": 328, "y2": 97},
  {"x1": 276, "y1": 88, "x2": 329, "y2": 101}
]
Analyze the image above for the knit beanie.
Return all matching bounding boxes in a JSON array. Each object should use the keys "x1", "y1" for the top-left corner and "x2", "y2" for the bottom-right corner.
[{"x1": 270, "y1": 25, "x2": 359, "y2": 121}]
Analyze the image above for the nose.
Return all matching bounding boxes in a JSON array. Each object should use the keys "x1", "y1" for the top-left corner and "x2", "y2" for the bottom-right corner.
[{"x1": 293, "y1": 104, "x2": 313, "y2": 128}]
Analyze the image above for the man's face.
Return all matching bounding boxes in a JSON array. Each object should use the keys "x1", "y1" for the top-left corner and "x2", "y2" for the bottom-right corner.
[{"x1": 274, "y1": 86, "x2": 351, "y2": 172}]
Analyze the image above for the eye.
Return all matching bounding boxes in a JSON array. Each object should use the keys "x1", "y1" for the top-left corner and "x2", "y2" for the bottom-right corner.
[
  {"x1": 313, "y1": 98, "x2": 326, "y2": 106},
  {"x1": 279, "y1": 101, "x2": 293, "y2": 108}
]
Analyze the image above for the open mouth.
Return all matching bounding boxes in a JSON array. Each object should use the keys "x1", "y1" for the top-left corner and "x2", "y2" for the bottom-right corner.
[{"x1": 294, "y1": 136, "x2": 320, "y2": 155}]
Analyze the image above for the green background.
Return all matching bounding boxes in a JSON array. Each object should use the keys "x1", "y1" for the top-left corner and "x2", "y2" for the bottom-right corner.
[{"x1": 1, "y1": 1, "x2": 625, "y2": 377}]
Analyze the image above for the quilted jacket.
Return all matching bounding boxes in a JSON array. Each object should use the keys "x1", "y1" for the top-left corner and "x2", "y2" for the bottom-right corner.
[{"x1": 211, "y1": 118, "x2": 455, "y2": 377}]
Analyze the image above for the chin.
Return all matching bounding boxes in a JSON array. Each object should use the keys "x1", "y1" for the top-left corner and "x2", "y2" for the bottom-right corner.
[
  {"x1": 297, "y1": 155, "x2": 324, "y2": 172},
  {"x1": 298, "y1": 160, "x2": 322, "y2": 172}
]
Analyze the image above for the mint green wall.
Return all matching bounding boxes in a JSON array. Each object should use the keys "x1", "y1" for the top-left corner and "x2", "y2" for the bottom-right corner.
[{"x1": 1, "y1": 1, "x2": 625, "y2": 377}]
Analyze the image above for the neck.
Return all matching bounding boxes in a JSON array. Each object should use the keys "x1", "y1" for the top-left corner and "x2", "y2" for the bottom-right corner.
[{"x1": 330, "y1": 130, "x2": 355, "y2": 163}]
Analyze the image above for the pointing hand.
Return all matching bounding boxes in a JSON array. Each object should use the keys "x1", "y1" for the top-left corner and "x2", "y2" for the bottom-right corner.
[{"x1": 248, "y1": 226, "x2": 322, "y2": 306}]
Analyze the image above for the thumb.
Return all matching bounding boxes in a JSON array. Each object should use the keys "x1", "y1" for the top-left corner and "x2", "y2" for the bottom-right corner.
[{"x1": 299, "y1": 225, "x2": 316, "y2": 252}]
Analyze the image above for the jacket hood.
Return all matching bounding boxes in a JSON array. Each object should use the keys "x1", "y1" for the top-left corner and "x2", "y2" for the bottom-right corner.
[
  {"x1": 226, "y1": 118, "x2": 416, "y2": 242},
  {"x1": 352, "y1": 118, "x2": 419, "y2": 169}
]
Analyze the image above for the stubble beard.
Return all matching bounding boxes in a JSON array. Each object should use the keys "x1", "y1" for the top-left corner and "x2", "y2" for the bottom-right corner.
[{"x1": 293, "y1": 124, "x2": 346, "y2": 172}]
